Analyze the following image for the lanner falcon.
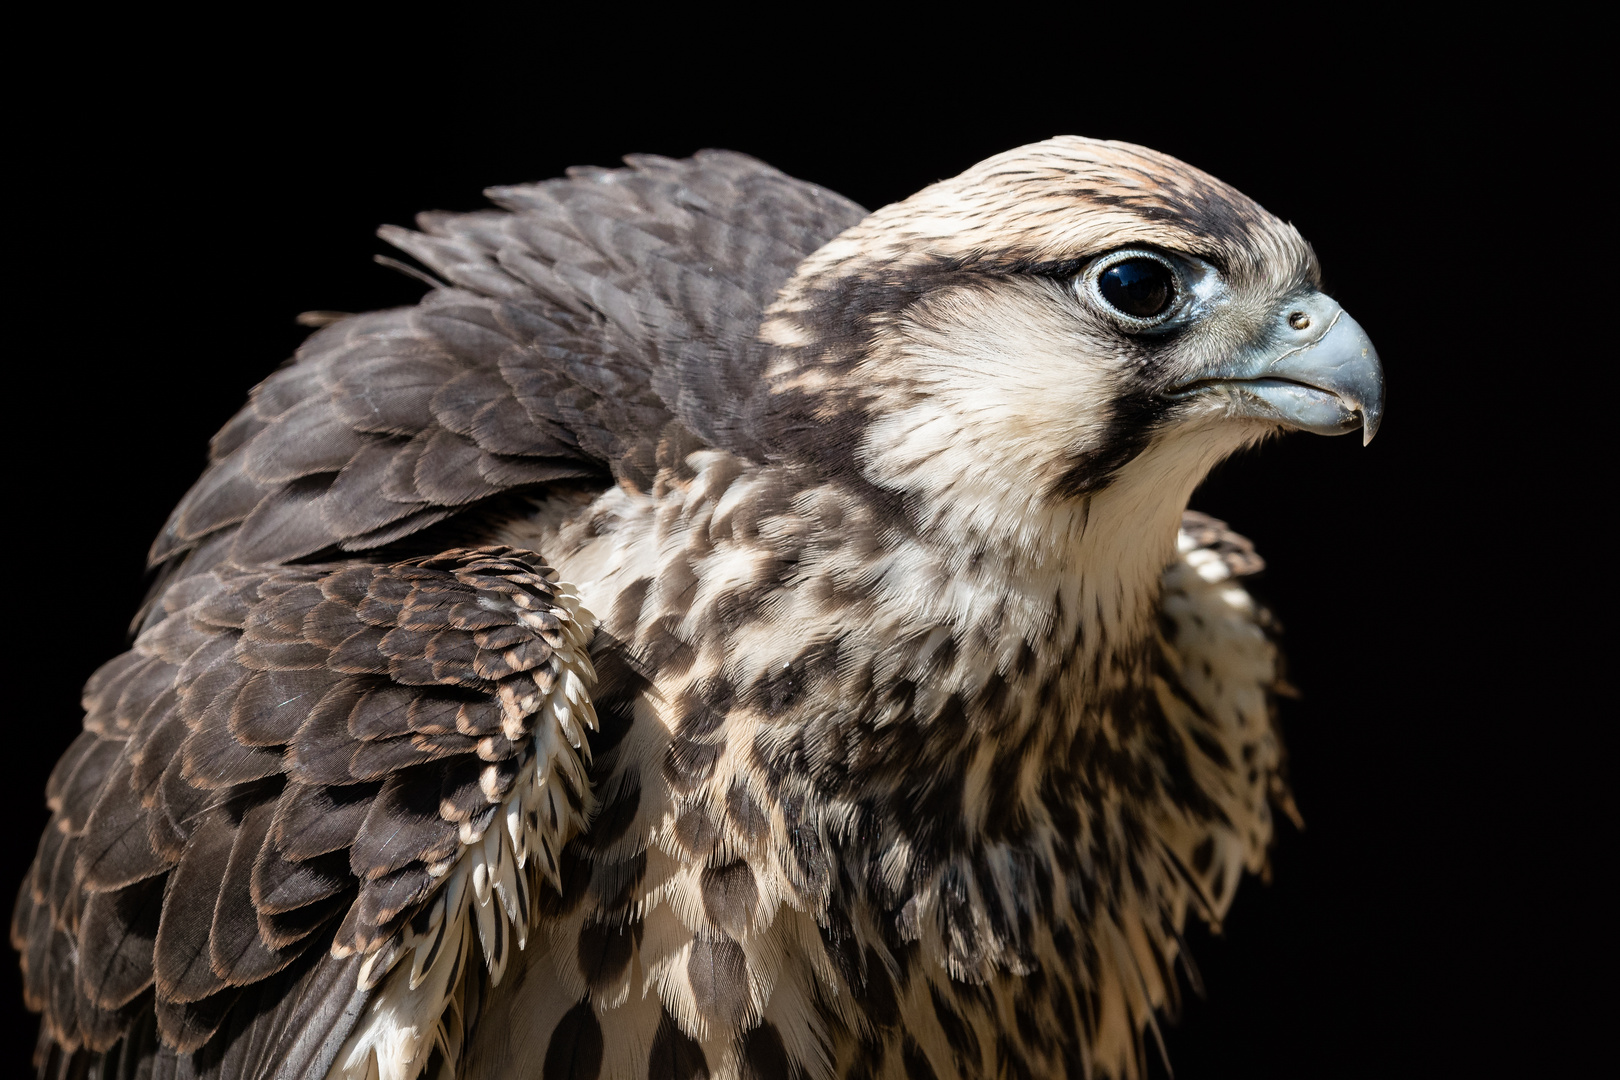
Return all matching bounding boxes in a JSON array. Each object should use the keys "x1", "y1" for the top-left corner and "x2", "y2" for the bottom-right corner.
[{"x1": 13, "y1": 137, "x2": 1383, "y2": 1080}]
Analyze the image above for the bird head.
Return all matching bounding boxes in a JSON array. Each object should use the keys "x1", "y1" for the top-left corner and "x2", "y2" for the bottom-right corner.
[{"x1": 759, "y1": 136, "x2": 1382, "y2": 576}]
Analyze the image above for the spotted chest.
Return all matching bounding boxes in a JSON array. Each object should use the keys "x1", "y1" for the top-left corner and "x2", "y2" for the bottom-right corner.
[{"x1": 469, "y1": 456, "x2": 1282, "y2": 1080}]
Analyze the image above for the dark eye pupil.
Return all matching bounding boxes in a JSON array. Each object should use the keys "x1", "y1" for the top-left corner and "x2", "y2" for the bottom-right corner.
[{"x1": 1098, "y1": 258, "x2": 1173, "y2": 318}]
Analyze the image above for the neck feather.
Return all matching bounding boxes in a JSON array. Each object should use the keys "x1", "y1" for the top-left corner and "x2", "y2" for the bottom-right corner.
[{"x1": 862, "y1": 420, "x2": 1261, "y2": 680}]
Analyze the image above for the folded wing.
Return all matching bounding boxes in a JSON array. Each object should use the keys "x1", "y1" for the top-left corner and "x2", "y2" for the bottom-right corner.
[
  {"x1": 144, "y1": 152, "x2": 866, "y2": 622},
  {"x1": 13, "y1": 547, "x2": 596, "y2": 1080}
]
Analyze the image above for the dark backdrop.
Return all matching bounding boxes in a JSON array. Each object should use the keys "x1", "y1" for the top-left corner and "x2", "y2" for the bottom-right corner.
[{"x1": 5, "y1": 20, "x2": 1586, "y2": 1078}]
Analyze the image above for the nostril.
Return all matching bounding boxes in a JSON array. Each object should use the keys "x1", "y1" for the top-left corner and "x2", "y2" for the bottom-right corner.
[{"x1": 1288, "y1": 311, "x2": 1311, "y2": 331}]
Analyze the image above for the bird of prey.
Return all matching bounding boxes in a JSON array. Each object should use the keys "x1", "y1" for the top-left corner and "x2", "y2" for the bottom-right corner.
[{"x1": 13, "y1": 137, "x2": 1383, "y2": 1080}]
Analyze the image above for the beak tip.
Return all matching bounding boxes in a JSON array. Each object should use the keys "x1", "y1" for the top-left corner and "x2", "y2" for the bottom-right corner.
[{"x1": 1360, "y1": 392, "x2": 1385, "y2": 446}]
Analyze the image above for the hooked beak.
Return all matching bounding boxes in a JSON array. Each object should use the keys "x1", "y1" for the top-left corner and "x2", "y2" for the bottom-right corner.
[{"x1": 1173, "y1": 292, "x2": 1385, "y2": 444}]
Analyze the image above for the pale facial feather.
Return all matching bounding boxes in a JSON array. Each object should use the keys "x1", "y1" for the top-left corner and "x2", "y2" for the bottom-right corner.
[{"x1": 773, "y1": 137, "x2": 1315, "y2": 306}]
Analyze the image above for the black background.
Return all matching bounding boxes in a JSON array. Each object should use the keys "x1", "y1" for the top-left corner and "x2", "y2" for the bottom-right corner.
[{"x1": 4, "y1": 17, "x2": 1590, "y2": 1078}]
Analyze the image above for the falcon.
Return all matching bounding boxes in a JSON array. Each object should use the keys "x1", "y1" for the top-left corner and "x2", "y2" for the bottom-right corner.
[{"x1": 13, "y1": 137, "x2": 1383, "y2": 1080}]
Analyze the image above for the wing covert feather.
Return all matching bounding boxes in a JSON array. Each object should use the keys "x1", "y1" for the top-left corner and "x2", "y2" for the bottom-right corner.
[
  {"x1": 13, "y1": 547, "x2": 598, "y2": 1077},
  {"x1": 144, "y1": 152, "x2": 865, "y2": 628},
  {"x1": 23, "y1": 148, "x2": 865, "y2": 1078}
]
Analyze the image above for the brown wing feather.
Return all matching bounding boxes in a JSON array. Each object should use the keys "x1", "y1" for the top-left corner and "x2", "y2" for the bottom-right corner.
[
  {"x1": 13, "y1": 546, "x2": 587, "y2": 1074},
  {"x1": 21, "y1": 149, "x2": 862, "y2": 1077},
  {"x1": 139, "y1": 152, "x2": 864, "y2": 632}
]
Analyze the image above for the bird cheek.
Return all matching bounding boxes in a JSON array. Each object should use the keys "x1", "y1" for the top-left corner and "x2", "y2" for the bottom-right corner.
[{"x1": 1165, "y1": 392, "x2": 1239, "y2": 434}]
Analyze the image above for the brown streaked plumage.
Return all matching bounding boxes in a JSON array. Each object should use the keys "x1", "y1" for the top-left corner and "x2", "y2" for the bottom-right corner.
[{"x1": 13, "y1": 137, "x2": 1382, "y2": 1079}]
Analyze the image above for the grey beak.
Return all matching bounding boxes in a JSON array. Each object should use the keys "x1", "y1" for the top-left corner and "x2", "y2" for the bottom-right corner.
[{"x1": 1177, "y1": 292, "x2": 1385, "y2": 444}]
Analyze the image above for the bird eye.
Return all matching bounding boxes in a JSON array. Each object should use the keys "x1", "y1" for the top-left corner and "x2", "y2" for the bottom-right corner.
[{"x1": 1095, "y1": 256, "x2": 1176, "y2": 320}]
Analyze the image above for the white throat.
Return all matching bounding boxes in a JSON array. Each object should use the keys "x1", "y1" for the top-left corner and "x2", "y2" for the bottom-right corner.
[{"x1": 859, "y1": 414, "x2": 1263, "y2": 674}]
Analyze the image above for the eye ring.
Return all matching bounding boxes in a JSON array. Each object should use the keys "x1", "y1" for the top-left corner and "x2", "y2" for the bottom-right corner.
[{"x1": 1083, "y1": 249, "x2": 1182, "y2": 329}]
